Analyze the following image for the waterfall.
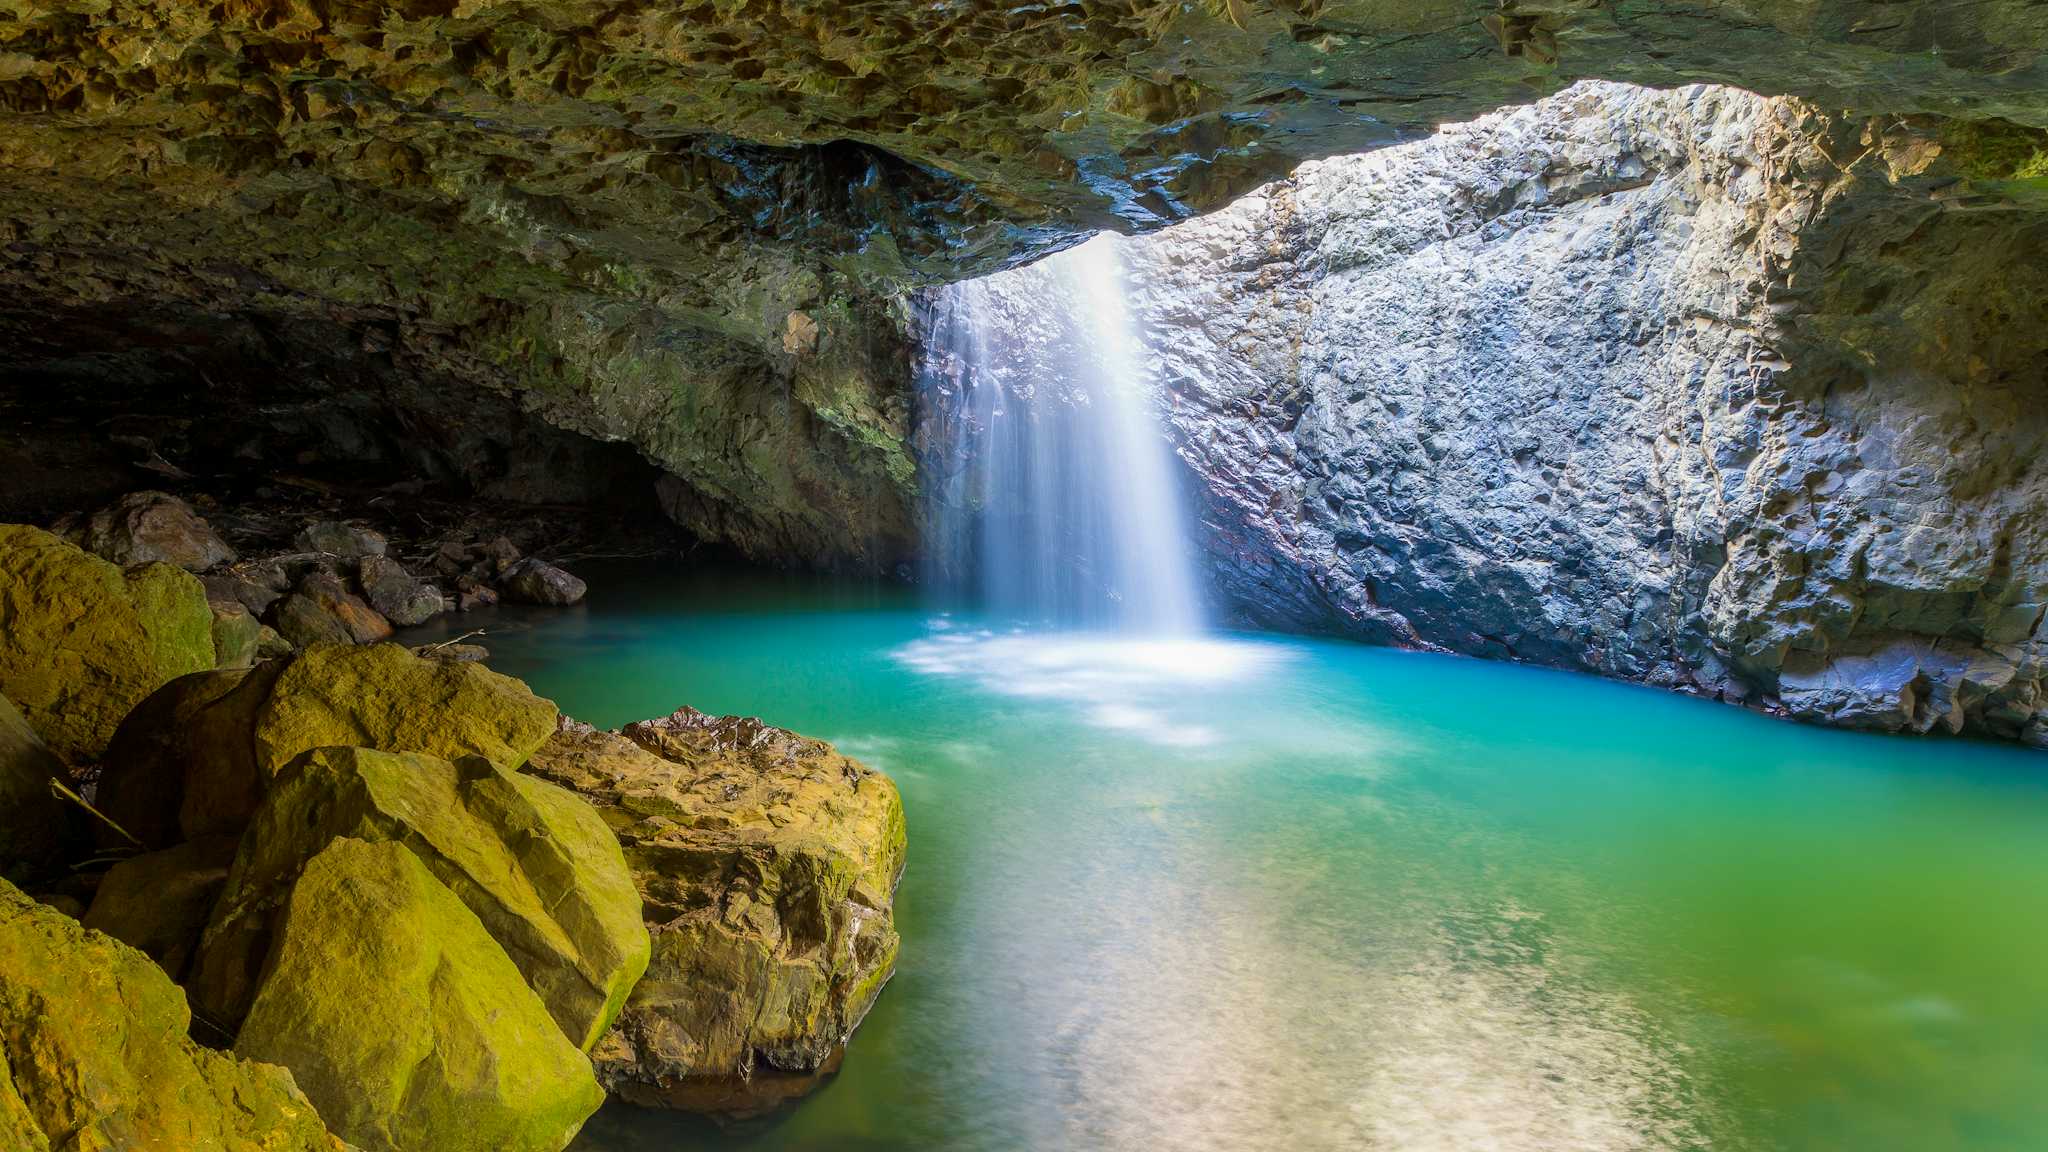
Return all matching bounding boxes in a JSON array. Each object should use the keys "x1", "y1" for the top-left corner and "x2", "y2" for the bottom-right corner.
[{"x1": 920, "y1": 233, "x2": 1203, "y2": 633}]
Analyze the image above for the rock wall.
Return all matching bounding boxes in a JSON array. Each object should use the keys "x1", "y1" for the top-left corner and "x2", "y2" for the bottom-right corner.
[{"x1": 1072, "y1": 83, "x2": 2048, "y2": 742}]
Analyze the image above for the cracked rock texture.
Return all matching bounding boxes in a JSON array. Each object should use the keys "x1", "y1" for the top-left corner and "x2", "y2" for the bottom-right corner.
[
  {"x1": 935, "y1": 82, "x2": 2048, "y2": 742},
  {"x1": 5, "y1": 1, "x2": 2048, "y2": 567}
]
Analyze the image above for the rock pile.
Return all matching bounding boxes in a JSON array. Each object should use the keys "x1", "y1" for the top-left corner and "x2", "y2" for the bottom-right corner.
[{"x1": 0, "y1": 511, "x2": 907, "y2": 1147}]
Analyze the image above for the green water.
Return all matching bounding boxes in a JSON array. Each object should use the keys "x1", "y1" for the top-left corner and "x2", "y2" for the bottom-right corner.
[{"x1": 417, "y1": 564, "x2": 2048, "y2": 1152}]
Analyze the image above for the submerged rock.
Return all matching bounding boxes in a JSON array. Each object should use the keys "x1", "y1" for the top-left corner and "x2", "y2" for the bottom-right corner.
[
  {"x1": 61, "y1": 490, "x2": 236, "y2": 572},
  {"x1": 0, "y1": 524, "x2": 215, "y2": 764},
  {"x1": 96, "y1": 642, "x2": 558, "y2": 847},
  {"x1": 0, "y1": 693, "x2": 67, "y2": 872},
  {"x1": 0, "y1": 878, "x2": 346, "y2": 1152},
  {"x1": 527, "y1": 709, "x2": 905, "y2": 1116},
  {"x1": 503, "y1": 558, "x2": 588, "y2": 607},
  {"x1": 234, "y1": 837, "x2": 602, "y2": 1152},
  {"x1": 195, "y1": 746, "x2": 648, "y2": 1050}
]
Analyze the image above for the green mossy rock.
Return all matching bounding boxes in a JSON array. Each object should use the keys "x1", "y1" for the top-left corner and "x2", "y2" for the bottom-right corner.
[
  {"x1": 82, "y1": 834, "x2": 238, "y2": 983},
  {"x1": 195, "y1": 746, "x2": 648, "y2": 1050},
  {"x1": 528, "y1": 709, "x2": 904, "y2": 1116},
  {"x1": 0, "y1": 693, "x2": 67, "y2": 872},
  {"x1": 235, "y1": 838, "x2": 602, "y2": 1152},
  {"x1": 96, "y1": 642, "x2": 558, "y2": 847},
  {"x1": 0, "y1": 523, "x2": 215, "y2": 765},
  {"x1": 0, "y1": 878, "x2": 347, "y2": 1152}
]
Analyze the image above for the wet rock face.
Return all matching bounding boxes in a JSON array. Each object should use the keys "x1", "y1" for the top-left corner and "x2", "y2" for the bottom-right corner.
[
  {"x1": 3, "y1": 0, "x2": 2045, "y2": 570},
  {"x1": 1091, "y1": 82, "x2": 2048, "y2": 742}
]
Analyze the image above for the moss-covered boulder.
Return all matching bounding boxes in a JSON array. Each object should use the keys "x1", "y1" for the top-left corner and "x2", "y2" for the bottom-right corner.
[
  {"x1": 0, "y1": 524, "x2": 215, "y2": 765},
  {"x1": 194, "y1": 746, "x2": 648, "y2": 1051},
  {"x1": 82, "y1": 834, "x2": 238, "y2": 983},
  {"x1": 234, "y1": 837, "x2": 602, "y2": 1152},
  {"x1": 527, "y1": 709, "x2": 905, "y2": 1115},
  {"x1": 97, "y1": 642, "x2": 558, "y2": 847},
  {"x1": 0, "y1": 878, "x2": 347, "y2": 1152},
  {"x1": 0, "y1": 693, "x2": 67, "y2": 873}
]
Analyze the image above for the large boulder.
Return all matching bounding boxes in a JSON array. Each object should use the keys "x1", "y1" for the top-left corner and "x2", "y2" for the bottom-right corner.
[
  {"x1": 234, "y1": 837, "x2": 603, "y2": 1152},
  {"x1": 0, "y1": 878, "x2": 346, "y2": 1152},
  {"x1": 527, "y1": 708, "x2": 905, "y2": 1115},
  {"x1": 0, "y1": 693, "x2": 67, "y2": 872},
  {"x1": 97, "y1": 643, "x2": 558, "y2": 848},
  {"x1": 61, "y1": 490, "x2": 236, "y2": 572},
  {"x1": 0, "y1": 524, "x2": 215, "y2": 764},
  {"x1": 81, "y1": 834, "x2": 238, "y2": 983},
  {"x1": 194, "y1": 746, "x2": 648, "y2": 1051}
]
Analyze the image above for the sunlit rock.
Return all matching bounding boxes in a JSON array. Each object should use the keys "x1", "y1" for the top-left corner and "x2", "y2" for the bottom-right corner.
[{"x1": 527, "y1": 709, "x2": 906, "y2": 1116}]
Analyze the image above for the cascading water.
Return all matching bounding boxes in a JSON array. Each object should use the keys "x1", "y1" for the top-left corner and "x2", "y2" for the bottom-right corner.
[{"x1": 919, "y1": 233, "x2": 1204, "y2": 633}]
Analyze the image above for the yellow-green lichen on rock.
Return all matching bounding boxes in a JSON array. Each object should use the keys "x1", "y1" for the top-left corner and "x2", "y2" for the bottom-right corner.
[
  {"x1": 95, "y1": 641, "x2": 559, "y2": 846},
  {"x1": 193, "y1": 746, "x2": 648, "y2": 1051},
  {"x1": 234, "y1": 837, "x2": 603, "y2": 1152},
  {"x1": 0, "y1": 877, "x2": 347, "y2": 1152},
  {"x1": 0, "y1": 523, "x2": 215, "y2": 765},
  {"x1": 528, "y1": 709, "x2": 905, "y2": 1115}
]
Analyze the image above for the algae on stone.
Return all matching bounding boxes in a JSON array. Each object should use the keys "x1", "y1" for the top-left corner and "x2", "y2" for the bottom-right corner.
[
  {"x1": 0, "y1": 524, "x2": 215, "y2": 764},
  {"x1": 195, "y1": 746, "x2": 648, "y2": 1050},
  {"x1": 234, "y1": 837, "x2": 602, "y2": 1152},
  {"x1": 95, "y1": 642, "x2": 558, "y2": 846},
  {"x1": 0, "y1": 878, "x2": 345, "y2": 1152},
  {"x1": 528, "y1": 709, "x2": 905, "y2": 1114}
]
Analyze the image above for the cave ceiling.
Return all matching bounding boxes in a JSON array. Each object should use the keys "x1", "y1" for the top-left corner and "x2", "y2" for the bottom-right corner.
[{"x1": 1, "y1": 0, "x2": 2045, "y2": 565}]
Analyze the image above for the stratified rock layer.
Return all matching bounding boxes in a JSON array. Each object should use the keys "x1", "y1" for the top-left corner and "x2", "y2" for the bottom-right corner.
[
  {"x1": 0, "y1": 524, "x2": 215, "y2": 764},
  {"x1": 973, "y1": 83, "x2": 2048, "y2": 741},
  {"x1": 0, "y1": 878, "x2": 346, "y2": 1152},
  {"x1": 528, "y1": 709, "x2": 906, "y2": 1115}
]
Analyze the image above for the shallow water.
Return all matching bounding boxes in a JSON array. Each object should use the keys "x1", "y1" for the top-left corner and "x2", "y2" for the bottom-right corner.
[{"x1": 414, "y1": 563, "x2": 2048, "y2": 1152}]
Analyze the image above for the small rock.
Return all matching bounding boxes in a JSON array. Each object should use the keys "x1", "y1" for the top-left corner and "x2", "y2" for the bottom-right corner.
[
  {"x1": 209, "y1": 599, "x2": 262, "y2": 668},
  {"x1": 503, "y1": 558, "x2": 587, "y2": 606},
  {"x1": 356, "y1": 554, "x2": 446, "y2": 627},
  {"x1": 202, "y1": 565, "x2": 289, "y2": 617},
  {"x1": 414, "y1": 642, "x2": 491, "y2": 663},
  {"x1": 63, "y1": 490, "x2": 237, "y2": 572},
  {"x1": 430, "y1": 540, "x2": 474, "y2": 580},
  {"x1": 255, "y1": 624, "x2": 295, "y2": 660},
  {"x1": 457, "y1": 577, "x2": 499, "y2": 612},
  {"x1": 293, "y1": 520, "x2": 388, "y2": 559},
  {"x1": 269, "y1": 572, "x2": 394, "y2": 647},
  {"x1": 478, "y1": 535, "x2": 523, "y2": 577}
]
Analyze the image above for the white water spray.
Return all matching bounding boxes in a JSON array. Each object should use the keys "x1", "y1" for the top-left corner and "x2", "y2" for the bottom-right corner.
[{"x1": 921, "y1": 233, "x2": 1204, "y2": 633}]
